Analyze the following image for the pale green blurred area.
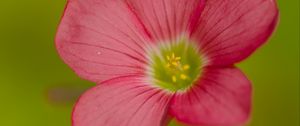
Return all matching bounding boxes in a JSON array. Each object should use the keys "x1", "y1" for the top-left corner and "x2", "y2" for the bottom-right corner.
[{"x1": 0, "y1": 0, "x2": 298, "y2": 126}]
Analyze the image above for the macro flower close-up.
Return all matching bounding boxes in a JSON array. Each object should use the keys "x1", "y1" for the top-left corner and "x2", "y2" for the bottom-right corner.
[{"x1": 55, "y1": 0, "x2": 278, "y2": 126}]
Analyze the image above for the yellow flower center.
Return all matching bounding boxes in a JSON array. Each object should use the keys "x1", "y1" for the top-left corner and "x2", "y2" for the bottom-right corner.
[
  {"x1": 147, "y1": 37, "x2": 204, "y2": 92},
  {"x1": 165, "y1": 53, "x2": 190, "y2": 83}
]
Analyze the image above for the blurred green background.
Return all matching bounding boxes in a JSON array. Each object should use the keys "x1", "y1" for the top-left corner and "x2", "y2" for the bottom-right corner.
[{"x1": 0, "y1": 0, "x2": 298, "y2": 126}]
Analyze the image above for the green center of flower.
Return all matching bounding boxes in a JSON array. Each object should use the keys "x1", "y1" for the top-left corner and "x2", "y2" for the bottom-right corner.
[{"x1": 147, "y1": 38, "x2": 203, "y2": 92}]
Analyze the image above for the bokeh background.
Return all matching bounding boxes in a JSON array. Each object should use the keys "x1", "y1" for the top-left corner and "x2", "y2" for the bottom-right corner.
[{"x1": 0, "y1": 0, "x2": 298, "y2": 126}]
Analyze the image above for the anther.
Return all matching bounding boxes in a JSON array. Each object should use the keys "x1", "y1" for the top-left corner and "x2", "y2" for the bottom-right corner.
[
  {"x1": 172, "y1": 62, "x2": 178, "y2": 66},
  {"x1": 172, "y1": 53, "x2": 175, "y2": 58},
  {"x1": 180, "y1": 74, "x2": 187, "y2": 80},
  {"x1": 183, "y1": 65, "x2": 190, "y2": 70},
  {"x1": 172, "y1": 76, "x2": 177, "y2": 82},
  {"x1": 167, "y1": 56, "x2": 170, "y2": 60},
  {"x1": 175, "y1": 57, "x2": 181, "y2": 60}
]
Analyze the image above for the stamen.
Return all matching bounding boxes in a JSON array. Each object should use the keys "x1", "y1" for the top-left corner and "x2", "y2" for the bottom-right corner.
[
  {"x1": 172, "y1": 62, "x2": 178, "y2": 66},
  {"x1": 172, "y1": 76, "x2": 177, "y2": 82},
  {"x1": 180, "y1": 74, "x2": 187, "y2": 80},
  {"x1": 166, "y1": 63, "x2": 171, "y2": 67},
  {"x1": 183, "y1": 65, "x2": 190, "y2": 70},
  {"x1": 175, "y1": 57, "x2": 181, "y2": 60},
  {"x1": 149, "y1": 40, "x2": 203, "y2": 92},
  {"x1": 167, "y1": 56, "x2": 170, "y2": 60},
  {"x1": 166, "y1": 53, "x2": 191, "y2": 82}
]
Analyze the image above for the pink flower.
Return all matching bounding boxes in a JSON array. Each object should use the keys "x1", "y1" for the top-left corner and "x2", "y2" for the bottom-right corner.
[{"x1": 55, "y1": 0, "x2": 278, "y2": 126}]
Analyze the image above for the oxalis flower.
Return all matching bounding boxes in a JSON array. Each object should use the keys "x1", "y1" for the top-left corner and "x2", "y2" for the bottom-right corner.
[{"x1": 56, "y1": 0, "x2": 278, "y2": 126}]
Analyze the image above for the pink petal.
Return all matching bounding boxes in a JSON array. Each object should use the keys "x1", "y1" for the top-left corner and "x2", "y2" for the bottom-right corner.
[
  {"x1": 126, "y1": 0, "x2": 205, "y2": 41},
  {"x1": 72, "y1": 75, "x2": 173, "y2": 126},
  {"x1": 56, "y1": 0, "x2": 152, "y2": 82},
  {"x1": 190, "y1": 0, "x2": 279, "y2": 66},
  {"x1": 169, "y1": 67, "x2": 252, "y2": 126}
]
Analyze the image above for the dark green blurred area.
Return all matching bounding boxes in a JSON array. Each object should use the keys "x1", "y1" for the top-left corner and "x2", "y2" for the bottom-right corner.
[{"x1": 0, "y1": 0, "x2": 298, "y2": 126}]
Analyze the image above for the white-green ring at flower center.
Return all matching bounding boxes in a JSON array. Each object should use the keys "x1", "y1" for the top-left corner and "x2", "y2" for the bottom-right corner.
[{"x1": 147, "y1": 37, "x2": 203, "y2": 92}]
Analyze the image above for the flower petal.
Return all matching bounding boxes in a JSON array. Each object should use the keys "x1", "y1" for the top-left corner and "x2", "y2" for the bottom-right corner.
[
  {"x1": 56, "y1": 0, "x2": 152, "y2": 82},
  {"x1": 126, "y1": 0, "x2": 205, "y2": 41},
  {"x1": 190, "y1": 0, "x2": 279, "y2": 66},
  {"x1": 169, "y1": 67, "x2": 252, "y2": 125},
  {"x1": 72, "y1": 75, "x2": 173, "y2": 126}
]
